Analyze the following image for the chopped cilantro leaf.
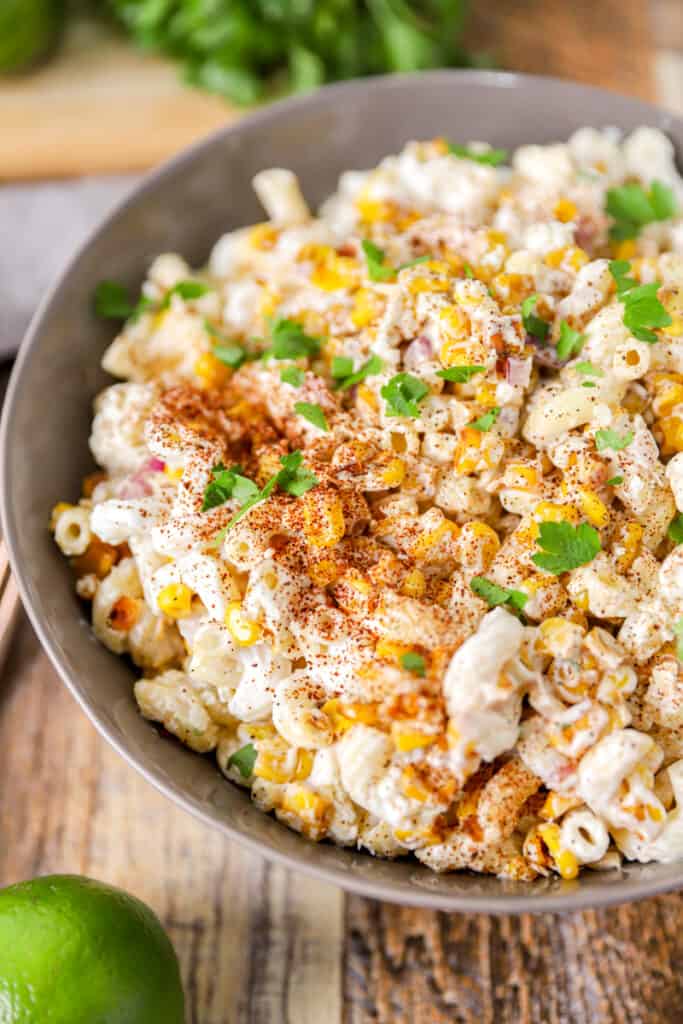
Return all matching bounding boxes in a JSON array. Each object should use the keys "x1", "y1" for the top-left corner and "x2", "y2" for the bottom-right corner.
[
  {"x1": 227, "y1": 743, "x2": 257, "y2": 779},
  {"x1": 595, "y1": 428, "x2": 634, "y2": 452},
  {"x1": 400, "y1": 652, "x2": 426, "y2": 677},
  {"x1": 521, "y1": 294, "x2": 550, "y2": 343},
  {"x1": 204, "y1": 320, "x2": 248, "y2": 368},
  {"x1": 361, "y1": 239, "x2": 396, "y2": 282},
  {"x1": 332, "y1": 354, "x2": 383, "y2": 391},
  {"x1": 294, "y1": 401, "x2": 329, "y2": 431},
  {"x1": 381, "y1": 373, "x2": 429, "y2": 418},
  {"x1": 280, "y1": 366, "x2": 305, "y2": 387},
  {"x1": 675, "y1": 619, "x2": 683, "y2": 661},
  {"x1": 448, "y1": 143, "x2": 508, "y2": 166},
  {"x1": 606, "y1": 475, "x2": 624, "y2": 487},
  {"x1": 202, "y1": 463, "x2": 259, "y2": 512},
  {"x1": 276, "y1": 450, "x2": 319, "y2": 497},
  {"x1": 470, "y1": 576, "x2": 528, "y2": 615},
  {"x1": 93, "y1": 280, "x2": 138, "y2": 320},
  {"x1": 532, "y1": 521, "x2": 601, "y2": 575},
  {"x1": 609, "y1": 260, "x2": 672, "y2": 343},
  {"x1": 609, "y1": 259, "x2": 638, "y2": 297},
  {"x1": 556, "y1": 321, "x2": 585, "y2": 361},
  {"x1": 668, "y1": 513, "x2": 683, "y2": 545},
  {"x1": 158, "y1": 280, "x2": 211, "y2": 312},
  {"x1": 269, "y1": 318, "x2": 321, "y2": 359},
  {"x1": 463, "y1": 263, "x2": 475, "y2": 279},
  {"x1": 436, "y1": 365, "x2": 486, "y2": 383},
  {"x1": 606, "y1": 180, "x2": 677, "y2": 240},
  {"x1": 575, "y1": 361, "x2": 604, "y2": 378},
  {"x1": 469, "y1": 407, "x2": 500, "y2": 431}
]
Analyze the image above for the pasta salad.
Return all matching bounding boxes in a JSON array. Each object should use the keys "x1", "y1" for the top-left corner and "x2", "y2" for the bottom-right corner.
[{"x1": 52, "y1": 126, "x2": 683, "y2": 880}]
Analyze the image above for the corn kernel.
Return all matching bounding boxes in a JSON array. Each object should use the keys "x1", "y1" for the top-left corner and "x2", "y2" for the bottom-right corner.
[
  {"x1": 107, "y1": 596, "x2": 140, "y2": 631},
  {"x1": 50, "y1": 501, "x2": 73, "y2": 531},
  {"x1": 71, "y1": 538, "x2": 118, "y2": 579},
  {"x1": 579, "y1": 489, "x2": 609, "y2": 528},
  {"x1": 538, "y1": 823, "x2": 579, "y2": 880},
  {"x1": 302, "y1": 492, "x2": 346, "y2": 548},
  {"x1": 614, "y1": 239, "x2": 637, "y2": 261},
  {"x1": 614, "y1": 520, "x2": 643, "y2": 573},
  {"x1": 379, "y1": 457, "x2": 406, "y2": 487},
  {"x1": 308, "y1": 557, "x2": 340, "y2": 587},
  {"x1": 653, "y1": 380, "x2": 683, "y2": 417},
  {"x1": 164, "y1": 465, "x2": 184, "y2": 481},
  {"x1": 539, "y1": 792, "x2": 582, "y2": 821},
  {"x1": 194, "y1": 352, "x2": 230, "y2": 388},
  {"x1": 401, "y1": 568, "x2": 427, "y2": 599},
  {"x1": 659, "y1": 415, "x2": 683, "y2": 454},
  {"x1": 538, "y1": 617, "x2": 581, "y2": 657},
  {"x1": 351, "y1": 288, "x2": 380, "y2": 328},
  {"x1": 249, "y1": 223, "x2": 279, "y2": 250},
  {"x1": 357, "y1": 384, "x2": 379, "y2": 410},
  {"x1": 375, "y1": 638, "x2": 412, "y2": 663},
  {"x1": 534, "y1": 501, "x2": 580, "y2": 524},
  {"x1": 401, "y1": 766, "x2": 431, "y2": 802},
  {"x1": 281, "y1": 784, "x2": 330, "y2": 821},
  {"x1": 391, "y1": 725, "x2": 435, "y2": 753},
  {"x1": 157, "y1": 583, "x2": 194, "y2": 619},
  {"x1": 225, "y1": 601, "x2": 263, "y2": 646},
  {"x1": 412, "y1": 519, "x2": 458, "y2": 559},
  {"x1": 554, "y1": 198, "x2": 578, "y2": 223}
]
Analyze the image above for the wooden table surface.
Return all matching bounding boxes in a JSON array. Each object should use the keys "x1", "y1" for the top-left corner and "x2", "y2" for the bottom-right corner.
[{"x1": 2, "y1": 3, "x2": 683, "y2": 1022}]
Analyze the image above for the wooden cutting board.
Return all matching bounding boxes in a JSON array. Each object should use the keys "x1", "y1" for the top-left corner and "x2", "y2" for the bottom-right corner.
[{"x1": 0, "y1": 1, "x2": 663, "y2": 182}]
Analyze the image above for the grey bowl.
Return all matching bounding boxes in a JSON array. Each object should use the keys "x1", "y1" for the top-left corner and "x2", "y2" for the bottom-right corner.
[{"x1": 3, "y1": 70, "x2": 683, "y2": 913}]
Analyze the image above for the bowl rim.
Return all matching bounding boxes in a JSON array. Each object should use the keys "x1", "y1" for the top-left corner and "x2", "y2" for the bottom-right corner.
[{"x1": 4, "y1": 68, "x2": 683, "y2": 913}]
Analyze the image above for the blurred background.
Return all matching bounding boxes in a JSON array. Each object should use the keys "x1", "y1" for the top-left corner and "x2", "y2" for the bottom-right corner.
[{"x1": 0, "y1": 0, "x2": 680, "y2": 360}]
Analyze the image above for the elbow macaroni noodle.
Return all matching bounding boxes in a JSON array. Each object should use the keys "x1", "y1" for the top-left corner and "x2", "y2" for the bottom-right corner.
[{"x1": 52, "y1": 127, "x2": 683, "y2": 878}]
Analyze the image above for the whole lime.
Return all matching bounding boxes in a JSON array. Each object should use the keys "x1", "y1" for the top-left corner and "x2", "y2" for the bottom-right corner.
[{"x1": 0, "y1": 874, "x2": 185, "y2": 1024}]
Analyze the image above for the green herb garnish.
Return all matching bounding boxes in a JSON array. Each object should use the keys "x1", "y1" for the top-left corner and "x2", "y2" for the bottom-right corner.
[
  {"x1": 93, "y1": 280, "x2": 153, "y2": 320},
  {"x1": 595, "y1": 428, "x2": 634, "y2": 452},
  {"x1": 556, "y1": 321, "x2": 585, "y2": 361},
  {"x1": 606, "y1": 475, "x2": 624, "y2": 487},
  {"x1": 606, "y1": 181, "x2": 677, "y2": 241},
  {"x1": 400, "y1": 652, "x2": 426, "y2": 677},
  {"x1": 521, "y1": 294, "x2": 550, "y2": 343},
  {"x1": 204, "y1": 320, "x2": 248, "y2": 368},
  {"x1": 280, "y1": 366, "x2": 305, "y2": 387},
  {"x1": 213, "y1": 450, "x2": 318, "y2": 541},
  {"x1": 674, "y1": 619, "x2": 683, "y2": 661},
  {"x1": 575, "y1": 361, "x2": 604, "y2": 378},
  {"x1": 448, "y1": 144, "x2": 508, "y2": 166},
  {"x1": 470, "y1": 576, "x2": 528, "y2": 614},
  {"x1": 436, "y1": 365, "x2": 486, "y2": 383},
  {"x1": 532, "y1": 521, "x2": 601, "y2": 575},
  {"x1": 227, "y1": 743, "x2": 257, "y2": 779},
  {"x1": 158, "y1": 280, "x2": 210, "y2": 311},
  {"x1": 380, "y1": 373, "x2": 429, "y2": 418},
  {"x1": 469, "y1": 407, "x2": 500, "y2": 431},
  {"x1": 361, "y1": 240, "x2": 431, "y2": 282},
  {"x1": 609, "y1": 260, "x2": 672, "y2": 344},
  {"x1": 202, "y1": 463, "x2": 260, "y2": 512},
  {"x1": 269, "y1": 318, "x2": 321, "y2": 359},
  {"x1": 331, "y1": 353, "x2": 383, "y2": 391},
  {"x1": 668, "y1": 513, "x2": 683, "y2": 544},
  {"x1": 294, "y1": 401, "x2": 329, "y2": 431}
]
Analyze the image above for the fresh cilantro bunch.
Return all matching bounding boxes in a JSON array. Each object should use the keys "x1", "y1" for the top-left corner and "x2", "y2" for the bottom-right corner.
[{"x1": 106, "y1": 0, "x2": 472, "y2": 105}]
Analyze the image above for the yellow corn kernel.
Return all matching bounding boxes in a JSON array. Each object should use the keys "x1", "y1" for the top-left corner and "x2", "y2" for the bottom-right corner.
[
  {"x1": 457, "y1": 520, "x2": 500, "y2": 566},
  {"x1": 157, "y1": 583, "x2": 194, "y2": 619},
  {"x1": 164, "y1": 465, "x2": 184, "y2": 481},
  {"x1": 474, "y1": 382, "x2": 498, "y2": 408},
  {"x1": 539, "y1": 792, "x2": 582, "y2": 821},
  {"x1": 553, "y1": 198, "x2": 578, "y2": 223},
  {"x1": 50, "y1": 501, "x2": 72, "y2": 530},
  {"x1": 302, "y1": 492, "x2": 346, "y2": 548},
  {"x1": 357, "y1": 384, "x2": 378, "y2": 410},
  {"x1": 194, "y1": 352, "x2": 230, "y2": 388},
  {"x1": 249, "y1": 223, "x2": 279, "y2": 250},
  {"x1": 666, "y1": 315, "x2": 683, "y2": 338},
  {"x1": 254, "y1": 749, "x2": 296, "y2": 784},
  {"x1": 579, "y1": 489, "x2": 609, "y2": 528},
  {"x1": 351, "y1": 288, "x2": 380, "y2": 328},
  {"x1": 281, "y1": 784, "x2": 330, "y2": 820},
  {"x1": 323, "y1": 698, "x2": 377, "y2": 732},
  {"x1": 504, "y1": 463, "x2": 538, "y2": 491},
  {"x1": 614, "y1": 520, "x2": 643, "y2": 573},
  {"x1": 379, "y1": 457, "x2": 406, "y2": 487},
  {"x1": 439, "y1": 306, "x2": 469, "y2": 340},
  {"x1": 311, "y1": 253, "x2": 357, "y2": 292},
  {"x1": 659, "y1": 415, "x2": 683, "y2": 454},
  {"x1": 308, "y1": 557, "x2": 340, "y2": 587},
  {"x1": 391, "y1": 725, "x2": 435, "y2": 753},
  {"x1": 572, "y1": 589, "x2": 590, "y2": 612},
  {"x1": 293, "y1": 749, "x2": 314, "y2": 781},
  {"x1": 340, "y1": 568, "x2": 372, "y2": 595},
  {"x1": 614, "y1": 239, "x2": 637, "y2": 261},
  {"x1": 653, "y1": 380, "x2": 683, "y2": 417},
  {"x1": 258, "y1": 286, "x2": 281, "y2": 320},
  {"x1": 225, "y1": 601, "x2": 262, "y2": 646},
  {"x1": 538, "y1": 823, "x2": 579, "y2": 880},
  {"x1": 538, "y1": 617, "x2": 581, "y2": 657},
  {"x1": 151, "y1": 309, "x2": 168, "y2": 331},
  {"x1": 401, "y1": 766, "x2": 431, "y2": 802},
  {"x1": 491, "y1": 272, "x2": 530, "y2": 305},
  {"x1": 401, "y1": 568, "x2": 427, "y2": 599},
  {"x1": 412, "y1": 518, "x2": 458, "y2": 558},
  {"x1": 355, "y1": 194, "x2": 391, "y2": 223},
  {"x1": 545, "y1": 246, "x2": 588, "y2": 271},
  {"x1": 534, "y1": 501, "x2": 580, "y2": 524},
  {"x1": 375, "y1": 638, "x2": 412, "y2": 663},
  {"x1": 71, "y1": 538, "x2": 118, "y2": 579},
  {"x1": 407, "y1": 275, "x2": 449, "y2": 295}
]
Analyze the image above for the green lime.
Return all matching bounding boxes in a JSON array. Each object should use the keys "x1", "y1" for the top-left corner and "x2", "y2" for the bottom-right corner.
[{"x1": 0, "y1": 874, "x2": 185, "y2": 1024}]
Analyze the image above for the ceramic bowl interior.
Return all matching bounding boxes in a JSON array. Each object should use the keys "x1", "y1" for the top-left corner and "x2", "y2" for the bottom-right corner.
[{"x1": 4, "y1": 70, "x2": 683, "y2": 912}]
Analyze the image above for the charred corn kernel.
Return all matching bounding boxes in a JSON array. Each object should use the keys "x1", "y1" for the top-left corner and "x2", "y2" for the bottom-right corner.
[
  {"x1": 375, "y1": 638, "x2": 413, "y2": 662},
  {"x1": 579, "y1": 489, "x2": 609, "y2": 528},
  {"x1": 539, "y1": 792, "x2": 582, "y2": 821},
  {"x1": 107, "y1": 596, "x2": 140, "y2": 631},
  {"x1": 50, "y1": 501, "x2": 73, "y2": 530},
  {"x1": 392, "y1": 725, "x2": 435, "y2": 753},
  {"x1": 553, "y1": 198, "x2": 578, "y2": 223},
  {"x1": 401, "y1": 568, "x2": 426, "y2": 599},
  {"x1": 225, "y1": 601, "x2": 262, "y2": 646},
  {"x1": 538, "y1": 823, "x2": 579, "y2": 880},
  {"x1": 351, "y1": 288, "x2": 379, "y2": 328},
  {"x1": 534, "y1": 500, "x2": 580, "y2": 524},
  {"x1": 615, "y1": 521, "x2": 643, "y2": 573},
  {"x1": 157, "y1": 583, "x2": 194, "y2": 619},
  {"x1": 308, "y1": 557, "x2": 340, "y2": 587},
  {"x1": 164, "y1": 465, "x2": 184, "y2": 481},
  {"x1": 659, "y1": 415, "x2": 683, "y2": 454},
  {"x1": 302, "y1": 492, "x2": 345, "y2": 548},
  {"x1": 653, "y1": 380, "x2": 683, "y2": 417},
  {"x1": 357, "y1": 384, "x2": 378, "y2": 410},
  {"x1": 412, "y1": 518, "x2": 458, "y2": 558},
  {"x1": 281, "y1": 784, "x2": 330, "y2": 820},
  {"x1": 249, "y1": 223, "x2": 279, "y2": 250},
  {"x1": 401, "y1": 766, "x2": 431, "y2": 802},
  {"x1": 82, "y1": 472, "x2": 106, "y2": 498},
  {"x1": 379, "y1": 457, "x2": 406, "y2": 487},
  {"x1": 614, "y1": 239, "x2": 637, "y2": 261},
  {"x1": 71, "y1": 538, "x2": 118, "y2": 579},
  {"x1": 194, "y1": 352, "x2": 230, "y2": 388}
]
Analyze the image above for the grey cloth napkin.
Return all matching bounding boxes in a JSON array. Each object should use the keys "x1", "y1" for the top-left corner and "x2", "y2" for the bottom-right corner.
[{"x1": 0, "y1": 175, "x2": 141, "y2": 360}]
